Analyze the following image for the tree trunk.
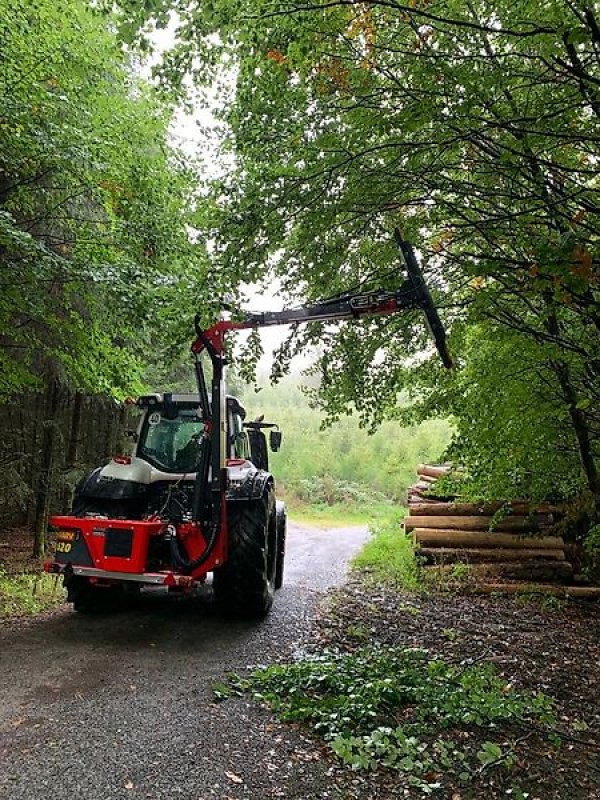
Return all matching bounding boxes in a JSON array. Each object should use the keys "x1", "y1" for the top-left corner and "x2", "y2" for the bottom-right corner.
[
  {"x1": 469, "y1": 583, "x2": 600, "y2": 598},
  {"x1": 545, "y1": 308, "x2": 600, "y2": 515},
  {"x1": 417, "y1": 474, "x2": 438, "y2": 484},
  {"x1": 430, "y1": 561, "x2": 573, "y2": 582},
  {"x1": 419, "y1": 547, "x2": 566, "y2": 563},
  {"x1": 416, "y1": 464, "x2": 452, "y2": 479},
  {"x1": 409, "y1": 482, "x2": 447, "y2": 497},
  {"x1": 26, "y1": 391, "x2": 44, "y2": 526},
  {"x1": 408, "y1": 501, "x2": 564, "y2": 516},
  {"x1": 552, "y1": 358, "x2": 600, "y2": 514},
  {"x1": 413, "y1": 529, "x2": 565, "y2": 550},
  {"x1": 32, "y1": 379, "x2": 61, "y2": 559},
  {"x1": 405, "y1": 514, "x2": 554, "y2": 532},
  {"x1": 66, "y1": 390, "x2": 83, "y2": 467}
]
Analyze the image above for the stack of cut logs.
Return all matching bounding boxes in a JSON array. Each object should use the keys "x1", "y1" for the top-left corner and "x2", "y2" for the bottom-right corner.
[{"x1": 405, "y1": 464, "x2": 572, "y2": 584}]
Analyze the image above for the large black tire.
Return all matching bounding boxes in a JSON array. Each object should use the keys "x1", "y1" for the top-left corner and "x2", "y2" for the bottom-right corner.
[
  {"x1": 213, "y1": 489, "x2": 277, "y2": 619},
  {"x1": 65, "y1": 576, "x2": 128, "y2": 614},
  {"x1": 274, "y1": 501, "x2": 286, "y2": 591}
]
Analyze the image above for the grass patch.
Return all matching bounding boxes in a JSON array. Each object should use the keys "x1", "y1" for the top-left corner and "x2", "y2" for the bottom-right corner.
[
  {"x1": 350, "y1": 515, "x2": 483, "y2": 594},
  {"x1": 0, "y1": 569, "x2": 65, "y2": 617},
  {"x1": 352, "y1": 511, "x2": 421, "y2": 590},
  {"x1": 215, "y1": 647, "x2": 556, "y2": 794},
  {"x1": 286, "y1": 500, "x2": 397, "y2": 528}
]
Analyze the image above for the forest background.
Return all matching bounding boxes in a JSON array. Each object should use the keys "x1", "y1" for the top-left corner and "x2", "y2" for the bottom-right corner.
[{"x1": 0, "y1": 0, "x2": 598, "y2": 558}]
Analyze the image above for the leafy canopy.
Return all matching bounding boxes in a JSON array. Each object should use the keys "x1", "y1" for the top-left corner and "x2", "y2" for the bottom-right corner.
[
  {"x1": 0, "y1": 0, "x2": 211, "y2": 397},
  {"x1": 109, "y1": 0, "x2": 600, "y2": 502}
]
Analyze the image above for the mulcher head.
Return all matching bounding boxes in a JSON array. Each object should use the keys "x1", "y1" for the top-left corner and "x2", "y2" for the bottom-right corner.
[{"x1": 394, "y1": 227, "x2": 453, "y2": 369}]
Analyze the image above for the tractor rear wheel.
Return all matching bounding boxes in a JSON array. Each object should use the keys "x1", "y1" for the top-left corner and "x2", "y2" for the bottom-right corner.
[
  {"x1": 213, "y1": 489, "x2": 277, "y2": 619},
  {"x1": 274, "y1": 501, "x2": 287, "y2": 591}
]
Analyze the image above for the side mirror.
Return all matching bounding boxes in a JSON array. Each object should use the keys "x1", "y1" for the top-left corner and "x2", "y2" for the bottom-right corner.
[{"x1": 269, "y1": 430, "x2": 282, "y2": 452}]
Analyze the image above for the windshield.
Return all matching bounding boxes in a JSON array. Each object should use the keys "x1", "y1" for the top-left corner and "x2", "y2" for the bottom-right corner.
[{"x1": 138, "y1": 408, "x2": 203, "y2": 473}]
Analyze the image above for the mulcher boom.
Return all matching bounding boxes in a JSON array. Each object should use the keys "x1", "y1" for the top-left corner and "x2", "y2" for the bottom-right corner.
[{"x1": 190, "y1": 228, "x2": 452, "y2": 563}]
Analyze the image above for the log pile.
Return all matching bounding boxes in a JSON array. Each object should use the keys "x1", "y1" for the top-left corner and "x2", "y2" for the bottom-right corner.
[
  {"x1": 408, "y1": 463, "x2": 454, "y2": 505},
  {"x1": 406, "y1": 464, "x2": 573, "y2": 585}
]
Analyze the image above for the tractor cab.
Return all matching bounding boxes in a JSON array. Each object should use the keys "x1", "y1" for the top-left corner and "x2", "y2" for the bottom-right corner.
[
  {"x1": 67, "y1": 393, "x2": 282, "y2": 524},
  {"x1": 134, "y1": 393, "x2": 254, "y2": 473},
  {"x1": 135, "y1": 396, "x2": 203, "y2": 474}
]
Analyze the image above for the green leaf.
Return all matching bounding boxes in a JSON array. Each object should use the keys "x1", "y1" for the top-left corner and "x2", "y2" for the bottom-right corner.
[{"x1": 476, "y1": 741, "x2": 503, "y2": 765}]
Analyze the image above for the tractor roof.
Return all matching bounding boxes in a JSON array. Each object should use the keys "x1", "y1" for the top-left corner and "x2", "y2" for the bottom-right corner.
[{"x1": 137, "y1": 393, "x2": 246, "y2": 418}]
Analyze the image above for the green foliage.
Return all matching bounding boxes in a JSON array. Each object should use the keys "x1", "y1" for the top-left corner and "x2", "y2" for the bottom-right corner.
[
  {"x1": 583, "y1": 524, "x2": 600, "y2": 557},
  {"x1": 288, "y1": 477, "x2": 391, "y2": 507},
  {"x1": 583, "y1": 523, "x2": 600, "y2": 581},
  {"x1": 218, "y1": 646, "x2": 555, "y2": 792},
  {"x1": 0, "y1": 0, "x2": 208, "y2": 398},
  {"x1": 352, "y1": 514, "x2": 421, "y2": 591},
  {"x1": 420, "y1": 323, "x2": 591, "y2": 502},
  {"x1": 286, "y1": 501, "x2": 395, "y2": 528},
  {"x1": 0, "y1": 569, "x2": 64, "y2": 616},
  {"x1": 515, "y1": 590, "x2": 566, "y2": 613},
  {"x1": 243, "y1": 377, "x2": 452, "y2": 503},
  {"x1": 122, "y1": 0, "x2": 600, "y2": 506},
  {"x1": 351, "y1": 515, "x2": 481, "y2": 594}
]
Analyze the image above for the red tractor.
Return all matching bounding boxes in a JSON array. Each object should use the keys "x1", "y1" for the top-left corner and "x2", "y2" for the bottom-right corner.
[{"x1": 44, "y1": 230, "x2": 451, "y2": 618}]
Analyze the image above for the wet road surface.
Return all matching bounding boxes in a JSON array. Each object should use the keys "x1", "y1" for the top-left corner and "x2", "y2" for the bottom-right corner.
[{"x1": 0, "y1": 522, "x2": 369, "y2": 800}]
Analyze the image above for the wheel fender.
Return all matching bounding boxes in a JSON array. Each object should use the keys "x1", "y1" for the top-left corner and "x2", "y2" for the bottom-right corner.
[
  {"x1": 74, "y1": 467, "x2": 103, "y2": 497},
  {"x1": 229, "y1": 470, "x2": 274, "y2": 502}
]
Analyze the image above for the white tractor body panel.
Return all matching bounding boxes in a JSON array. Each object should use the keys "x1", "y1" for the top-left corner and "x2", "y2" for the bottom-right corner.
[{"x1": 100, "y1": 456, "x2": 197, "y2": 486}]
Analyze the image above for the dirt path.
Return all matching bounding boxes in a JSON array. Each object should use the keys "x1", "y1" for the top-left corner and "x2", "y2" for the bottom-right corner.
[{"x1": 0, "y1": 522, "x2": 370, "y2": 800}]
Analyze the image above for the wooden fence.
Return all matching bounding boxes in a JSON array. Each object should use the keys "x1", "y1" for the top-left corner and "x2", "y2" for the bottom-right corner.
[{"x1": 0, "y1": 382, "x2": 134, "y2": 555}]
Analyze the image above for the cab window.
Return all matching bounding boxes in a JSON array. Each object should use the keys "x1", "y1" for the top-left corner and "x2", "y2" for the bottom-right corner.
[
  {"x1": 138, "y1": 409, "x2": 203, "y2": 473},
  {"x1": 230, "y1": 412, "x2": 250, "y2": 459}
]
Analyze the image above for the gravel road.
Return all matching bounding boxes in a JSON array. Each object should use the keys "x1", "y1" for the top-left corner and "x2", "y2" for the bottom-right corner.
[{"x1": 0, "y1": 522, "x2": 369, "y2": 800}]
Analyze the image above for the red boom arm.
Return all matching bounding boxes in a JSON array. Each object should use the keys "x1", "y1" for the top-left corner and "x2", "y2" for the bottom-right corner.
[
  {"x1": 192, "y1": 229, "x2": 452, "y2": 368},
  {"x1": 188, "y1": 229, "x2": 452, "y2": 558}
]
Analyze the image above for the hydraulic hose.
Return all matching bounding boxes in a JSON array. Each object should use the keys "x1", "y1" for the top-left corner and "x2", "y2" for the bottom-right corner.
[{"x1": 169, "y1": 521, "x2": 219, "y2": 575}]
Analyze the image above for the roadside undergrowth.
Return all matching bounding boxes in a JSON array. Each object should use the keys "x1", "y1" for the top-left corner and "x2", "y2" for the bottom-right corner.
[
  {"x1": 0, "y1": 569, "x2": 64, "y2": 616},
  {"x1": 351, "y1": 515, "x2": 566, "y2": 601},
  {"x1": 286, "y1": 500, "x2": 401, "y2": 528},
  {"x1": 215, "y1": 646, "x2": 556, "y2": 796},
  {"x1": 351, "y1": 512, "x2": 422, "y2": 590}
]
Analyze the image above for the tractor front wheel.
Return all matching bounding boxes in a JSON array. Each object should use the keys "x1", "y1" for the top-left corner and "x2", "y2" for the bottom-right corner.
[{"x1": 213, "y1": 490, "x2": 277, "y2": 619}]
